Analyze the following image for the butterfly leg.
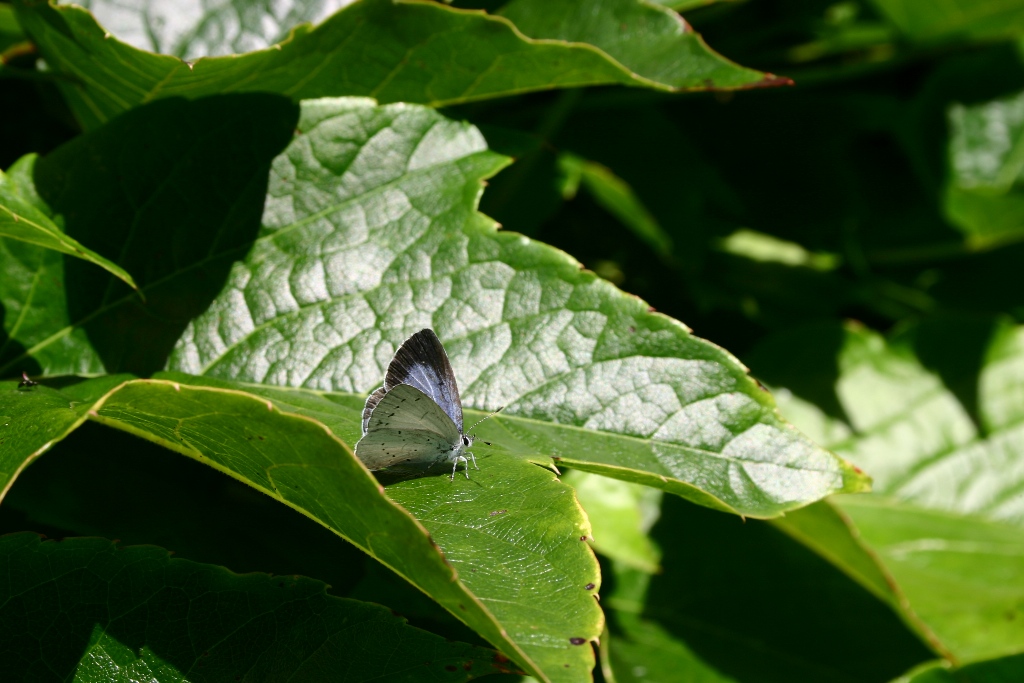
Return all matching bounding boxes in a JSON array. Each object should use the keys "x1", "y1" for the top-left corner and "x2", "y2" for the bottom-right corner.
[
  {"x1": 450, "y1": 455, "x2": 470, "y2": 481},
  {"x1": 467, "y1": 451, "x2": 479, "y2": 470}
]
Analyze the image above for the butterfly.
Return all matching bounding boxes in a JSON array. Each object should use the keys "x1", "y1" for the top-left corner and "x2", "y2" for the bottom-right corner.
[{"x1": 355, "y1": 329, "x2": 500, "y2": 480}]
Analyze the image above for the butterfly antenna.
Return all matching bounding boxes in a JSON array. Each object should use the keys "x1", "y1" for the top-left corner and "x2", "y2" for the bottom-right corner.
[{"x1": 468, "y1": 406, "x2": 504, "y2": 433}]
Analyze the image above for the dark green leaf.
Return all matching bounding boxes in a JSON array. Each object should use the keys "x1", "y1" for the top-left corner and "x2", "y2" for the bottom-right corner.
[
  {"x1": 0, "y1": 94, "x2": 299, "y2": 377},
  {"x1": 601, "y1": 496, "x2": 933, "y2": 683},
  {"x1": 870, "y1": 0, "x2": 1024, "y2": 43},
  {"x1": 14, "y1": 0, "x2": 769, "y2": 132},
  {"x1": 0, "y1": 375, "x2": 126, "y2": 499},
  {"x1": 0, "y1": 532, "x2": 509, "y2": 682},
  {"x1": 0, "y1": 156, "x2": 138, "y2": 289}
]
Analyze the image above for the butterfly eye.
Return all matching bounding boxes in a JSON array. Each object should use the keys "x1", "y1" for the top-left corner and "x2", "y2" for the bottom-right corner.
[{"x1": 462, "y1": 435, "x2": 471, "y2": 446}]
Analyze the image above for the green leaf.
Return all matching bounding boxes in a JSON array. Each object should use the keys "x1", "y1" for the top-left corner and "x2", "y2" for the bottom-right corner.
[
  {"x1": 81, "y1": 377, "x2": 600, "y2": 682},
  {"x1": 561, "y1": 469, "x2": 662, "y2": 573},
  {"x1": 0, "y1": 156, "x2": 138, "y2": 289},
  {"x1": 0, "y1": 532, "x2": 511, "y2": 682},
  {"x1": 0, "y1": 374, "x2": 126, "y2": 499},
  {"x1": 0, "y1": 4, "x2": 25, "y2": 55},
  {"x1": 945, "y1": 88, "x2": 1024, "y2": 244},
  {"x1": 557, "y1": 152, "x2": 674, "y2": 260},
  {"x1": 14, "y1": 0, "x2": 770, "y2": 132},
  {"x1": 0, "y1": 94, "x2": 299, "y2": 377},
  {"x1": 601, "y1": 496, "x2": 934, "y2": 683},
  {"x1": 161, "y1": 97, "x2": 865, "y2": 518},
  {"x1": 869, "y1": 0, "x2": 1024, "y2": 43},
  {"x1": 747, "y1": 316, "x2": 1024, "y2": 661},
  {"x1": 893, "y1": 654, "x2": 1024, "y2": 683},
  {"x1": 839, "y1": 494, "x2": 1024, "y2": 663},
  {"x1": 498, "y1": 0, "x2": 777, "y2": 90}
]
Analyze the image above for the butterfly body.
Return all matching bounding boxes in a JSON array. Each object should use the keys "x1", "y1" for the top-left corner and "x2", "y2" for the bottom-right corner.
[{"x1": 356, "y1": 329, "x2": 488, "y2": 480}]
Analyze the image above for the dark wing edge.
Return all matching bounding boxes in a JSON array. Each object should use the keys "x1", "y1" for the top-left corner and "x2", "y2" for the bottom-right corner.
[
  {"x1": 384, "y1": 328, "x2": 463, "y2": 431},
  {"x1": 362, "y1": 386, "x2": 387, "y2": 434}
]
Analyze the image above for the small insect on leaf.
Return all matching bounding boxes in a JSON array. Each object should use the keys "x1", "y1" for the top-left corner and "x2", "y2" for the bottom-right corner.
[
  {"x1": 355, "y1": 329, "x2": 502, "y2": 481},
  {"x1": 17, "y1": 372, "x2": 39, "y2": 390}
]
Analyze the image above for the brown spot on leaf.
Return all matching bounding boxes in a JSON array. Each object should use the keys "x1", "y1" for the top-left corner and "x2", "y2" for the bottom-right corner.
[
  {"x1": 585, "y1": 583, "x2": 595, "y2": 590},
  {"x1": 569, "y1": 637, "x2": 587, "y2": 645}
]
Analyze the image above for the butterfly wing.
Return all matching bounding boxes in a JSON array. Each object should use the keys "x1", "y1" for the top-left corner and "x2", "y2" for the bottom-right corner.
[
  {"x1": 355, "y1": 384, "x2": 461, "y2": 470},
  {"x1": 361, "y1": 386, "x2": 387, "y2": 433},
  {"x1": 383, "y1": 329, "x2": 464, "y2": 432}
]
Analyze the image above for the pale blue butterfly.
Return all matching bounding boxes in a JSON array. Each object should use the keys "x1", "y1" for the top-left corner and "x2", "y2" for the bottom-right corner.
[{"x1": 356, "y1": 329, "x2": 500, "y2": 480}]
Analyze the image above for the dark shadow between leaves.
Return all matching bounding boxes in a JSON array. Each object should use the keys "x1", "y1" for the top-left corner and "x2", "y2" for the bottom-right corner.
[
  {"x1": 31, "y1": 94, "x2": 300, "y2": 375},
  {"x1": 607, "y1": 496, "x2": 933, "y2": 683},
  {"x1": 895, "y1": 313, "x2": 1003, "y2": 435},
  {"x1": 743, "y1": 320, "x2": 851, "y2": 426}
]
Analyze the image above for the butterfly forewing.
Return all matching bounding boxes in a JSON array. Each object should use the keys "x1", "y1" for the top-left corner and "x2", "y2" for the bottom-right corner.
[
  {"x1": 383, "y1": 329, "x2": 464, "y2": 432},
  {"x1": 355, "y1": 384, "x2": 461, "y2": 470}
]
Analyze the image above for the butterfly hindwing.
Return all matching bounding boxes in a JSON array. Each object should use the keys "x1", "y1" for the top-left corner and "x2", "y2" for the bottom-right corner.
[
  {"x1": 383, "y1": 329, "x2": 464, "y2": 432},
  {"x1": 355, "y1": 384, "x2": 461, "y2": 470},
  {"x1": 361, "y1": 386, "x2": 387, "y2": 433}
]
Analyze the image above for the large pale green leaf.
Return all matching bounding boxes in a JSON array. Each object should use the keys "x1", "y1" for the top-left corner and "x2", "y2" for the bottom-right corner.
[
  {"x1": 75, "y1": 0, "x2": 353, "y2": 59},
  {"x1": 160, "y1": 96, "x2": 866, "y2": 518},
  {"x1": 81, "y1": 377, "x2": 600, "y2": 683},
  {"x1": 747, "y1": 316, "x2": 1024, "y2": 662},
  {"x1": 14, "y1": 0, "x2": 771, "y2": 132},
  {"x1": 0, "y1": 532, "x2": 510, "y2": 682},
  {"x1": 498, "y1": 0, "x2": 777, "y2": 90}
]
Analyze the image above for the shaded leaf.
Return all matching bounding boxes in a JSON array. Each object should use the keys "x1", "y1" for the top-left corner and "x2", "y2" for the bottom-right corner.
[
  {"x1": 601, "y1": 496, "x2": 933, "y2": 683},
  {"x1": 0, "y1": 374, "x2": 125, "y2": 499},
  {"x1": 0, "y1": 532, "x2": 509, "y2": 682},
  {"x1": 747, "y1": 316, "x2": 1024, "y2": 661},
  {"x1": 0, "y1": 155, "x2": 137, "y2": 284},
  {"x1": 557, "y1": 152, "x2": 674, "y2": 261},
  {"x1": 14, "y1": 0, "x2": 769, "y2": 132},
  {"x1": 0, "y1": 94, "x2": 299, "y2": 377},
  {"x1": 869, "y1": 0, "x2": 1024, "y2": 43}
]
